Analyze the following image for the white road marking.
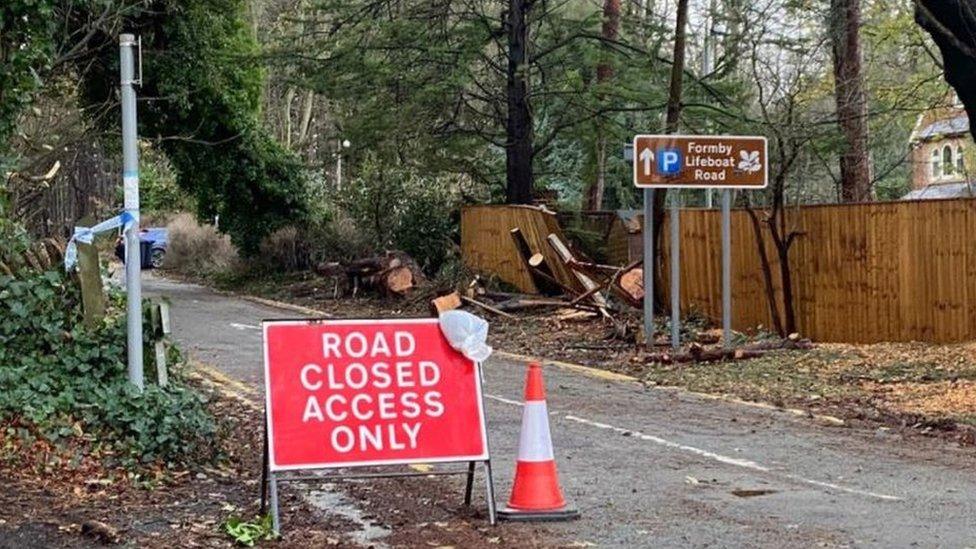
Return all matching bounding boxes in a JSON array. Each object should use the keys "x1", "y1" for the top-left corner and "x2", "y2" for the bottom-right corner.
[
  {"x1": 485, "y1": 393, "x2": 902, "y2": 502},
  {"x1": 230, "y1": 322, "x2": 261, "y2": 331},
  {"x1": 486, "y1": 394, "x2": 523, "y2": 407}
]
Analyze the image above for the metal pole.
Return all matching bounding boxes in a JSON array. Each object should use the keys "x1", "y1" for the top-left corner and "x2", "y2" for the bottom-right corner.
[
  {"x1": 670, "y1": 194, "x2": 680, "y2": 350},
  {"x1": 642, "y1": 188, "x2": 654, "y2": 346},
  {"x1": 336, "y1": 151, "x2": 342, "y2": 191},
  {"x1": 120, "y1": 34, "x2": 144, "y2": 391},
  {"x1": 269, "y1": 473, "x2": 281, "y2": 534},
  {"x1": 721, "y1": 189, "x2": 732, "y2": 348}
]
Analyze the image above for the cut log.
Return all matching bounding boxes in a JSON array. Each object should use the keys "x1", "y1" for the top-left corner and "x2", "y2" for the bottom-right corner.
[
  {"x1": 643, "y1": 337, "x2": 813, "y2": 364},
  {"x1": 545, "y1": 234, "x2": 610, "y2": 315},
  {"x1": 616, "y1": 267, "x2": 644, "y2": 304},
  {"x1": 431, "y1": 291, "x2": 462, "y2": 315},
  {"x1": 382, "y1": 265, "x2": 414, "y2": 295},
  {"x1": 492, "y1": 298, "x2": 591, "y2": 312},
  {"x1": 510, "y1": 228, "x2": 562, "y2": 296},
  {"x1": 316, "y1": 252, "x2": 422, "y2": 297}
]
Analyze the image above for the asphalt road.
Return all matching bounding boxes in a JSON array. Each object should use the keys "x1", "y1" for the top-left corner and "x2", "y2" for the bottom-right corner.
[{"x1": 147, "y1": 274, "x2": 976, "y2": 548}]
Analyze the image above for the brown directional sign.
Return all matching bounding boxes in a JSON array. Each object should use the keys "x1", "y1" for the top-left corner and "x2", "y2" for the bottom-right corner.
[{"x1": 632, "y1": 134, "x2": 768, "y2": 189}]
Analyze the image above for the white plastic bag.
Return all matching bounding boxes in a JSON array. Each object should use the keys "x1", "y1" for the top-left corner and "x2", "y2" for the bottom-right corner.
[{"x1": 438, "y1": 310, "x2": 492, "y2": 363}]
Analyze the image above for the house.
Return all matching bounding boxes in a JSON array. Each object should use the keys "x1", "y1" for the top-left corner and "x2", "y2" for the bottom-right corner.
[{"x1": 904, "y1": 98, "x2": 976, "y2": 199}]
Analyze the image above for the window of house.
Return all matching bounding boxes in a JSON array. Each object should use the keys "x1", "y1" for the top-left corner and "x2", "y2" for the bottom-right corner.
[
  {"x1": 958, "y1": 145, "x2": 966, "y2": 174},
  {"x1": 944, "y1": 145, "x2": 955, "y2": 177},
  {"x1": 932, "y1": 148, "x2": 942, "y2": 179}
]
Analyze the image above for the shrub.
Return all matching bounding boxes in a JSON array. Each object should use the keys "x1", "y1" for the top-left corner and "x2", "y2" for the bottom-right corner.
[
  {"x1": 0, "y1": 266, "x2": 218, "y2": 468},
  {"x1": 163, "y1": 213, "x2": 239, "y2": 276},
  {"x1": 340, "y1": 154, "x2": 461, "y2": 274}
]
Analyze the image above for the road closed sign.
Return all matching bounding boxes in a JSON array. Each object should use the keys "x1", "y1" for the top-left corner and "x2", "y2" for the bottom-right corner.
[
  {"x1": 263, "y1": 318, "x2": 489, "y2": 471},
  {"x1": 632, "y1": 134, "x2": 768, "y2": 189}
]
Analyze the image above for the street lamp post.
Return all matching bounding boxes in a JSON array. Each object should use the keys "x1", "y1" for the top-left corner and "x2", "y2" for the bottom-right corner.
[{"x1": 336, "y1": 139, "x2": 351, "y2": 190}]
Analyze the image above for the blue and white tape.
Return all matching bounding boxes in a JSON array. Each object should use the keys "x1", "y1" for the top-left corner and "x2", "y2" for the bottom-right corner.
[{"x1": 64, "y1": 211, "x2": 136, "y2": 271}]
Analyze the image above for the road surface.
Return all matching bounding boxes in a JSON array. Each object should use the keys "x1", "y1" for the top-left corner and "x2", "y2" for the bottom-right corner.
[{"x1": 147, "y1": 275, "x2": 976, "y2": 548}]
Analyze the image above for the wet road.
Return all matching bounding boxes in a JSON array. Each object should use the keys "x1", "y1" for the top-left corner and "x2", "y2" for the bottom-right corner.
[{"x1": 147, "y1": 274, "x2": 976, "y2": 548}]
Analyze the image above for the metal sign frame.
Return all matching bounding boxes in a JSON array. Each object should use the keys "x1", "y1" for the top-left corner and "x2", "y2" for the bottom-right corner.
[
  {"x1": 632, "y1": 134, "x2": 768, "y2": 351},
  {"x1": 259, "y1": 317, "x2": 497, "y2": 534}
]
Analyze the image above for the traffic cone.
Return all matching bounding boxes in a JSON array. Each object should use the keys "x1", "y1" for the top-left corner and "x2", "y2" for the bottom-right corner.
[{"x1": 498, "y1": 362, "x2": 579, "y2": 521}]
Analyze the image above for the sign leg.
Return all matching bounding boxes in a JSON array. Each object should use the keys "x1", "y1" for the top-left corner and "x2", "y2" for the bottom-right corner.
[
  {"x1": 483, "y1": 460, "x2": 497, "y2": 526},
  {"x1": 721, "y1": 189, "x2": 732, "y2": 348},
  {"x1": 260, "y1": 422, "x2": 269, "y2": 514},
  {"x1": 670, "y1": 195, "x2": 681, "y2": 350},
  {"x1": 642, "y1": 188, "x2": 655, "y2": 347},
  {"x1": 464, "y1": 461, "x2": 476, "y2": 506},
  {"x1": 269, "y1": 473, "x2": 281, "y2": 536}
]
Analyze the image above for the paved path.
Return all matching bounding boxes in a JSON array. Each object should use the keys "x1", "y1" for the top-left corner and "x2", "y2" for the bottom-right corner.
[{"x1": 147, "y1": 274, "x2": 976, "y2": 548}]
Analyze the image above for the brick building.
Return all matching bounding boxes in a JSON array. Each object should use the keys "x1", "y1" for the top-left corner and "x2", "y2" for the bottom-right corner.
[{"x1": 904, "y1": 98, "x2": 976, "y2": 199}]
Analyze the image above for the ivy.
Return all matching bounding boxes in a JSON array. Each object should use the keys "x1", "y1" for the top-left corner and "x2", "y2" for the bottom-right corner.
[{"x1": 0, "y1": 261, "x2": 218, "y2": 468}]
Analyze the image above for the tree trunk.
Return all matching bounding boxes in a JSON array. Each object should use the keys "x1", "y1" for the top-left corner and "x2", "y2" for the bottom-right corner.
[
  {"x1": 585, "y1": 0, "x2": 621, "y2": 210},
  {"x1": 506, "y1": 0, "x2": 534, "y2": 204},
  {"x1": 650, "y1": 0, "x2": 690, "y2": 311},
  {"x1": 829, "y1": 0, "x2": 872, "y2": 202},
  {"x1": 745, "y1": 207, "x2": 785, "y2": 336}
]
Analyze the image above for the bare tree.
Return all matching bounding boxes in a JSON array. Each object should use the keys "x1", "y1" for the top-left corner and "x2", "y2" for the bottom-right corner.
[{"x1": 742, "y1": 23, "x2": 825, "y2": 336}]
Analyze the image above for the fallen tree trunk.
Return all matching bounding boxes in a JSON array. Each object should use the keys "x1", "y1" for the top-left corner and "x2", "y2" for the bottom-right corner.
[
  {"x1": 545, "y1": 233, "x2": 610, "y2": 315},
  {"x1": 510, "y1": 228, "x2": 562, "y2": 296},
  {"x1": 314, "y1": 251, "x2": 422, "y2": 297},
  {"x1": 644, "y1": 337, "x2": 813, "y2": 365}
]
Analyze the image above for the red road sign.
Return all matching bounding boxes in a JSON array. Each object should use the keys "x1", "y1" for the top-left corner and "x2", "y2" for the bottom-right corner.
[
  {"x1": 263, "y1": 318, "x2": 489, "y2": 471},
  {"x1": 633, "y1": 134, "x2": 768, "y2": 189}
]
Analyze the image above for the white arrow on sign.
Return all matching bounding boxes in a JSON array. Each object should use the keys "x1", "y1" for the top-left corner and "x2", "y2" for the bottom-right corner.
[{"x1": 639, "y1": 147, "x2": 654, "y2": 175}]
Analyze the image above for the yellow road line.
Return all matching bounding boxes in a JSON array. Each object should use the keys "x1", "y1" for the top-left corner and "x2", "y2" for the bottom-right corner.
[
  {"x1": 495, "y1": 350, "x2": 640, "y2": 383},
  {"x1": 202, "y1": 288, "x2": 847, "y2": 428},
  {"x1": 191, "y1": 360, "x2": 258, "y2": 396},
  {"x1": 238, "y1": 295, "x2": 333, "y2": 318}
]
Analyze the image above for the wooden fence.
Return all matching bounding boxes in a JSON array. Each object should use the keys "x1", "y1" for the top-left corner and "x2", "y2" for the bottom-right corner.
[{"x1": 462, "y1": 199, "x2": 976, "y2": 344}]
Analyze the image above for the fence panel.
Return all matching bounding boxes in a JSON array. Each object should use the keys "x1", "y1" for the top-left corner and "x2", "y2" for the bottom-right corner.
[{"x1": 462, "y1": 199, "x2": 976, "y2": 343}]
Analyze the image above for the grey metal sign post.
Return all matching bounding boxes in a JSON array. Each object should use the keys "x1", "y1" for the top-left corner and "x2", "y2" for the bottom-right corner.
[
  {"x1": 721, "y1": 189, "x2": 733, "y2": 348},
  {"x1": 670, "y1": 193, "x2": 681, "y2": 350},
  {"x1": 120, "y1": 34, "x2": 144, "y2": 390},
  {"x1": 633, "y1": 134, "x2": 767, "y2": 350},
  {"x1": 642, "y1": 188, "x2": 654, "y2": 345}
]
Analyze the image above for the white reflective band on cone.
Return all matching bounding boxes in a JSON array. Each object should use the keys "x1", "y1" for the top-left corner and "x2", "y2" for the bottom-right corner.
[{"x1": 517, "y1": 401, "x2": 555, "y2": 461}]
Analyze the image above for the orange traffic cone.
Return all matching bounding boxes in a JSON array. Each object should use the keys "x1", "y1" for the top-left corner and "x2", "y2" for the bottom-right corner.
[{"x1": 498, "y1": 362, "x2": 579, "y2": 521}]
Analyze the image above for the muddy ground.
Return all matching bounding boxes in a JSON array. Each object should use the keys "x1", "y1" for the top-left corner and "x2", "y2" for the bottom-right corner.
[{"x1": 1, "y1": 375, "x2": 559, "y2": 548}]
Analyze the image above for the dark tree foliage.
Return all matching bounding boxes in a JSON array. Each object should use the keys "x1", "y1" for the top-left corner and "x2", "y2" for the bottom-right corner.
[
  {"x1": 916, "y1": 0, "x2": 976, "y2": 142},
  {"x1": 6, "y1": 0, "x2": 307, "y2": 254},
  {"x1": 0, "y1": 1, "x2": 55, "y2": 158},
  {"x1": 76, "y1": 0, "x2": 307, "y2": 254}
]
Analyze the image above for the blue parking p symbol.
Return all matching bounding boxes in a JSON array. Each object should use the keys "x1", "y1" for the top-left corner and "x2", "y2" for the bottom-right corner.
[{"x1": 657, "y1": 148, "x2": 682, "y2": 175}]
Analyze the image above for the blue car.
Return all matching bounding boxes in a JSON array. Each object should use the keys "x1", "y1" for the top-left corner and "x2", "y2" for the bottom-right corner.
[{"x1": 115, "y1": 228, "x2": 168, "y2": 269}]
